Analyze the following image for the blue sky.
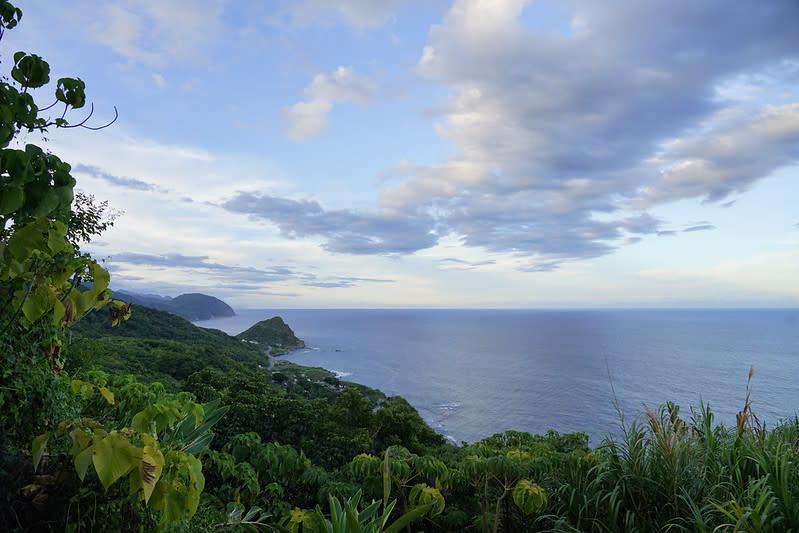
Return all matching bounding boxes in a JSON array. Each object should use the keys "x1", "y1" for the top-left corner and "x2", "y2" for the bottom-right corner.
[{"x1": 7, "y1": 0, "x2": 799, "y2": 308}]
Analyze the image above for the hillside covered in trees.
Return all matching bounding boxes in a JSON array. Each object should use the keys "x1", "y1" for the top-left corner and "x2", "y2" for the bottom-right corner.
[{"x1": 113, "y1": 290, "x2": 236, "y2": 321}]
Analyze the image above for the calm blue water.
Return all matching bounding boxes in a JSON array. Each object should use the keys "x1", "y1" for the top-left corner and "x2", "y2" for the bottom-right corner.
[{"x1": 196, "y1": 309, "x2": 799, "y2": 444}]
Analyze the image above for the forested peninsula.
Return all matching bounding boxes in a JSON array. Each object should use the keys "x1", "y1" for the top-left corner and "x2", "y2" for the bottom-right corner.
[
  {"x1": 3, "y1": 3, "x2": 799, "y2": 532},
  {"x1": 237, "y1": 316, "x2": 306, "y2": 355}
]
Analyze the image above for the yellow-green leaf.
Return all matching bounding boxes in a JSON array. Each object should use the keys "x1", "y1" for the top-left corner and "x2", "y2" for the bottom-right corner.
[
  {"x1": 99, "y1": 387, "x2": 115, "y2": 405},
  {"x1": 21, "y1": 291, "x2": 48, "y2": 323},
  {"x1": 47, "y1": 222, "x2": 67, "y2": 253},
  {"x1": 8, "y1": 219, "x2": 46, "y2": 261},
  {"x1": 92, "y1": 432, "x2": 142, "y2": 490},
  {"x1": 512, "y1": 479, "x2": 547, "y2": 515},
  {"x1": 69, "y1": 427, "x2": 91, "y2": 457},
  {"x1": 74, "y1": 445, "x2": 94, "y2": 481},
  {"x1": 131, "y1": 409, "x2": 152, "y2": 435},
  {"x1": 184, "y1": 454, "x2": 204, "y2": 492},
  {"x1": 32, "y1": 433, "x2": 49, "y2": 472},
  {"x1": 69, "y1": 289, "x2": 89, "y2": 318},
  {"x1": 89, "y1": 261, "x2": 110, "y2": 293},
  {"x1": 141, "y1": 444, "x2": 165, "y2": 504},
  {"x1": 51, "y1": 298, "x2": 65, "y2": 325},
  {"x1": 161, "y1": 485, "x2": 189, "y2": 524},
  {"x1": 191, "y1": 403, "x2": 204, "y2": 428},
  {"x1": 409, "y1": 483, "x2": 445, "y2": 516}
]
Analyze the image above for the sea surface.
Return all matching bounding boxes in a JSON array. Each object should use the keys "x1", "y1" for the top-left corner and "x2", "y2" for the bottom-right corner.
[{"x1": 196, "y1": 309, "x2": 799, "y2": 444}]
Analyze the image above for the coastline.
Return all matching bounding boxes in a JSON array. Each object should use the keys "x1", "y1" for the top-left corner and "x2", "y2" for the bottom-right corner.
[
  {"x1": 278, "y1": 345, "x2": 458, "y2": 443},
  {"x1": 196, "y1": 308, "x2": 799, "y2": 446}
]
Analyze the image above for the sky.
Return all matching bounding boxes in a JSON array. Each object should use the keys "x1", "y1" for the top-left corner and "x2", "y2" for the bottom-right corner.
[{"x1": 5, "y1": 0, "x2": 799, "y2": 308}]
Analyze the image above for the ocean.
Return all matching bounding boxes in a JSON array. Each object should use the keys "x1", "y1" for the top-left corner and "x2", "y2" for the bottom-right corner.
[{"x1": 195, "y1": 309, "x2": 799, "y2": 444}]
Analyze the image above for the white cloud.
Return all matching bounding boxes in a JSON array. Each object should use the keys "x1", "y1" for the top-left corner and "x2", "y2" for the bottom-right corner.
[
  {"x1": 285, "y1": 66, "x2": 376, "y2": 140},
  {"x1": 305, "y1": 66, "x2": 376, "y2": 102},
  {"x1": 287, "y1": 0, "x2": 413, "y2": 29},
  {"x1": 90, "y1": 0, "x2": 226, "y2": 66},
  {"x1": 635, "y1": 104, "x2": 799, "y2": 206},
  {"x1": 93, "y1": 5, "x2": 151, "y2": 62},
  {"x1": 151, "y1": 72, "x2": 168, "y2": 88},
  {"x1": 285, "y1": 100, "x2": 333, "y2": 141}
]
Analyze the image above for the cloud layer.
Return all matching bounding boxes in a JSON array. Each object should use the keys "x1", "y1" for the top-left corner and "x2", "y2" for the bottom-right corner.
[
  {"x1": 72, "y1": 0, "x2": 799, "y2": 274},
  {"x1": 221, "y1": 192, "x2": 437, "y2": 254},
  {"x1": 216, "y1": 0, "x2": 798, "y2": 272},
  {"x1": 107, "y1": 252, "x2": 395, "y2": 291},
  {"x1": 375, "y1": 0, "x2": 799, "y2": 268},
  {"x1": 74, "y1": 164, "x2": 162, "y2": 192},
  {"x1": 285, "y1": 66, "x2": 376, "y2": 140}
]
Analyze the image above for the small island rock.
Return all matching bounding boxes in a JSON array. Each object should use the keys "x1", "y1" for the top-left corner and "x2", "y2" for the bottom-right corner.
[{"x1": 236, "y1": 316, "x2": 305, "y2": 355}]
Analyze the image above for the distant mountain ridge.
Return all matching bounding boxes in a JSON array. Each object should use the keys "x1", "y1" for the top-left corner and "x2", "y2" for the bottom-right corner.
[{"x1": 113, "y1": 290, "x2": 235, "y2": 321}]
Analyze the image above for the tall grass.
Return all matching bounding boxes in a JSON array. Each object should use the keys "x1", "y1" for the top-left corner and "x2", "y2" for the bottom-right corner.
[{"x1": 540, "y1": 374, "x2": 799, "y2": 532}]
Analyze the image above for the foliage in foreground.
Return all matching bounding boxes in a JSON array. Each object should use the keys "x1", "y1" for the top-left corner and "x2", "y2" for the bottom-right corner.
[
  {"x1": 0, "y1": 2, "x2": 234, "y2": 528},
  {"x1": 172, "y1": 394, "x2": 799, "y2": 533}
]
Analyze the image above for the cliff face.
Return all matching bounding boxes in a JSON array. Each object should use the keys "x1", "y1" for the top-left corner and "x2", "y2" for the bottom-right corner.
[
  {"x1": 114, "y1": 290, "x2": 235, "y2": 320},
  {"x1": 236, "y1": 317, "x2": 305, "y2": 354}
]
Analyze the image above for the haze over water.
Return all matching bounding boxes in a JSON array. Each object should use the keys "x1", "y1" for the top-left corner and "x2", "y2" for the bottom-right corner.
[{"x1": 198, "y1": 309, "x2": 799, "y2": 444}]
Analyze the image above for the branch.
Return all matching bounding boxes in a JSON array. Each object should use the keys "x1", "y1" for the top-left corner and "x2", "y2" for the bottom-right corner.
[
  {"x1": 61, "y1": 102, "x2": 93, "y2": 128},
  {"x1": 38, "y1": 99, "x2": 59, "y2": 111},
  {"x1": 77, "y1": 105, "x2": 118, "y2": 131}
]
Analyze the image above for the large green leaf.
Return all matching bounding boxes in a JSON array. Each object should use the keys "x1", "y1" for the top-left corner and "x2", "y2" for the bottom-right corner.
[
  {"x1": 7, "y1": 219, "x2": 46, "y2": 261},
  {"x1": 0, "y1": 185, "x2": 23, "y2": 214},
  {"x1": 184, "y1": 453, "x2": 204, "y2": 491},
  {"x1": 28, "y1": 186, "x2": 60, "y2": 216},
  {"x1": 69, "y1": 289, "x2": 89, "y2": 317},
  {"x1": 46, "y1": 220, "x2": 67, "y2": 254},
  {"x1": 156, "y1": 482, "x2": 199, "y2": 524},
  {"x1": 68, "y1": 427, "x2": 91, "y2": 457},
  {"x1": 91, "y1": 432, "x2": 142, "y2": 490},
  {"x1": 11, "y1": 52, "x2": 50, "y2": 88},
  {"x1": 21, "y1": 291, "x2": 48, "y2": 323}
]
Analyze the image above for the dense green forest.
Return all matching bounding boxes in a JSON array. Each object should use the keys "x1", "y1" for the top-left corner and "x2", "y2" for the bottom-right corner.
[{"x1": 3, "y1": 3, "x2": 799, "y2": 531}]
